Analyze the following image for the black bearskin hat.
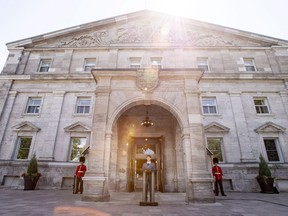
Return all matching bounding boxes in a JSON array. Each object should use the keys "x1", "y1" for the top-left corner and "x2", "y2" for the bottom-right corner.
[
  {"x1": 213, "y1": 157, "x2": 219, "y2": 164},
  {"x1": 79, "y1": 156, "x2": 85, "y2": 163}
]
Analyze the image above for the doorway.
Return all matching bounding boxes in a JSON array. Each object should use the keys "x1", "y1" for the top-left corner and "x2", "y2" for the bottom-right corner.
[{"x1": 127, "y1": 136, "x2": 164, "y2": 192}]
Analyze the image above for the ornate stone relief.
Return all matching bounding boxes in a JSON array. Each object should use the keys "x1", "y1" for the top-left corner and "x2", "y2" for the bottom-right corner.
[
  {"x1": 44, "y1": 19, "x2": 262, "y2": 48},
  {"x1": 136, "y1": 68, "x2": 159, "y2": 92},
  {"x1": 59, "y1": 31, "x2": 110, "y2": 47}
]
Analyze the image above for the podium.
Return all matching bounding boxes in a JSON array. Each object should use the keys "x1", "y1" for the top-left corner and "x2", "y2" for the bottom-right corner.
[{"x1": 139, "y1": 170, "x2": 158, "y2": 206}]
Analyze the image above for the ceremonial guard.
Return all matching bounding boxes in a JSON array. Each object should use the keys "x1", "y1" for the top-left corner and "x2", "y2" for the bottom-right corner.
[
  {"x1": 212, "y1": 157, "x2": 227, "y2": 196},
  {"x1": 74, "y1": 156, "x2": 87, "y2": 194}
]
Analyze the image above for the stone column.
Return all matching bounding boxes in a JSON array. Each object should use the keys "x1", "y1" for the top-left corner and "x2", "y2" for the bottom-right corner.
[
  {"x1": 184, "y1": 81, "x2": 214, "y2": 203},
  {"x1": 229, "y1": 91, "x2": 256, "y2": 162},
  {"x1": 82, "y1": 78, "x2": 111, "y2": 202}
]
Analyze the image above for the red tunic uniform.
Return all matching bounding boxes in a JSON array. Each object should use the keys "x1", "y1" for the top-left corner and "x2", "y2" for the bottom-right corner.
[
  {"x1": 212, "y1": 165, "x2": 223, "y2": 181},
  {"x1": 75, "y1": 164, "x2": 87, "y2": 177}
]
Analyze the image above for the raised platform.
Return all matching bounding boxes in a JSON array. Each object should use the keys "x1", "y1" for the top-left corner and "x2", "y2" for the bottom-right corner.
[{"x1": 139, "y1": 201, "x2": 158, "y2": 206}]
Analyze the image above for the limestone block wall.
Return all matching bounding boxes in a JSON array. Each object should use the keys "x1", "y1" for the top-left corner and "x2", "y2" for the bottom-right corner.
[
  {"x1": 222, "y1": 163, "x2": 288, "y2": 192},
  {"x1": 4, "y1": 46, "x2": 287, "y2": 76},
  {"x1": 0, "y1": 160, "x2": 76, "y2": 189},
  {"x1": 0, "y1": 77, "x2": 95, "y2": 161}
]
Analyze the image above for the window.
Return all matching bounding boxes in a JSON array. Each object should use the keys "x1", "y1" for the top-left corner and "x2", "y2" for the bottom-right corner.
[
  {"x1": 75, "y1": 97, "x2": 91, "y2": 114},
  {"x1": 129, "y1": 57, "x2": 141, "y2": 68},
  {"x1": 264, "y1": 139, "x2": 280, "y2": 162},
  {"x1": 16, "y1": 137, "x2": 32, "y2": 159},
  {"x1": 84, "y1": 58, "x2": 96, "y2": 71},
  {"x1": 243, "y1": 58, "x2": 256, "y2": 71},
  {"x1": 70, "y1": 137, "x2": 87, "y2": 161},
  {"x1": 207, "y1": 138, "x2": 223, "y2": 162},
  {"x1": 25, "y1": 97, "x2": 42, "y2": 114},
  {"x1": 38, "y1": 59, "x2": 51, "y2": 72},
  {"x1": 151, "y1": 57, "x2": 162, "y2": 68},
  {"x1": 202, "y1": 98, "x2": 217, "y2": 114},
  {"x1": 197, "y1": 57, "x2": 209, "y2": 71},
  {"x1": 254, "y1": 98, "x2": 270, "y2": 114}
]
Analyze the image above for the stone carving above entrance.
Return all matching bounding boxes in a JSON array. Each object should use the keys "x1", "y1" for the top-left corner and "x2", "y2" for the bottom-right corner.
[{"x1": 136, "y1": 68, "x2": 159, "y2": 92}]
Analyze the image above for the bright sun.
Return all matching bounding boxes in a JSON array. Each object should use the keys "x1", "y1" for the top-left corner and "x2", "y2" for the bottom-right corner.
[{"x1": 147, "y1": 0, "x2": 196, "y2": 17}]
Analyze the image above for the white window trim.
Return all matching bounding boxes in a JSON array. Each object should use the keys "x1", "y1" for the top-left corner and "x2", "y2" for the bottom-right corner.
[
  {"x1": 129, "y1": 57, "x2": 142, "y2": 69},
  {"x1": 197, "y1": 57, "x2": 210, "y2": 72},
  {"x1": 206, "y1": 136, "x2": 226, "y2": 163},
  {"x1": 83, "y1": 58, "x2": 96, "y2": 72},
  {"x1": 262, "y1": 137, "x2": 284, "y2": 163},
  {"x1": 253, "y1": 97, "x2": 271, "y2": 115},
  {"x1": 14, "y1": 134, "x2": 36, "y2": 160},
  {"x1": 68, "y1": 132, "x2": 90, "y2": 162},
  {"x1": 150, "y1": 57, "x2": 162, "y2": 68},
  {"x1": 243, "y1": 58, "x2": 257, "y2": 72},
  {"x1": 201, "y1": 97, "x2": 218, "y2": 115},
  {"x1": 74, "y1": 96, "x2": 92, "y2": 115},
  {"x1": 23, "y1": 96, "x2": 43, "y2": 116},
  {"x1": 38, "y1": 59, "x2": 52, "y2": 72}
]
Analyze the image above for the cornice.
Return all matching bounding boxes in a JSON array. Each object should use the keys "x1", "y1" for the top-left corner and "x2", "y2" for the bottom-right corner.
[{"x1": 201, "y1": 73, "x2": 288, "y2": 80}]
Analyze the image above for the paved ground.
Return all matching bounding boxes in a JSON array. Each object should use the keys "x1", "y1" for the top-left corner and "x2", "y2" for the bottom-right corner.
[{"x1": 0, "y1": 188, "x2": 287, "y2": 216}]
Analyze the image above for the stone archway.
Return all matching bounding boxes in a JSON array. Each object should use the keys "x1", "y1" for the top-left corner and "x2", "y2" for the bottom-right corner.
[
  {"x1": 83, "y1": 68, "x2": 214, "y2": 203},
  {"x1": 109, "y1": 104, "x2": 186, "y2": 193}
]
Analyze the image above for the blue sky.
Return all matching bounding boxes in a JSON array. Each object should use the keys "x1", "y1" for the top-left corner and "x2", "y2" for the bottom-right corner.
[{"x1": 1, "y1": 0, "x2": 288, "y2": 71}]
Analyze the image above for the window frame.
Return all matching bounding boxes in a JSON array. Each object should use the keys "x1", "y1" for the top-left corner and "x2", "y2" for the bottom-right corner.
[
  {"x1": 38, "y1": 59, "x2": 52, "y2": 72},
  {"x1": 150, "y1": 57, "x2": 162, "y2": 69},
  {"x1": 75, "y1": 97, "x2": 92, "y2": 114},
  {"x1": 83, "y1": 58, "x2": 96, "y2": 72},
  {"x1": 207, "y1": 137, "x2": 225, "y2": 162},
  {"x1": 69, "y1": 137, "x2": 87, "y2": 162},
  {"x1": 243, "y1": 58, "x2": 256, "y2": 72},
  {"x1": 201, "y1": 97, "x2": 218, "y2": 115},
  {"x1": 25, "y1": 97, "x2": 42, "y2": 114},
  {"x1": 129, "y1": 57, "x2": 142, "y2": 69},
  {"x1": 263, "y1": 138, "x2": 282, "y2": 162},
  {"x1": 253, "y1": 97, "x2": 270, "y2": 114},
  {"x1": 15, "y1": 136, "x2": 33, "y2": 160},
  {"x1": 197, "y1": 57, "x2": 210, "y2": 72}
]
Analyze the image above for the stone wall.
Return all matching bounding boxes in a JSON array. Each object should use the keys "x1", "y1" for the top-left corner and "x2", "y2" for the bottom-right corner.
[{"x1": 0, "y1": 161, "x2": 76, "y2": 189}]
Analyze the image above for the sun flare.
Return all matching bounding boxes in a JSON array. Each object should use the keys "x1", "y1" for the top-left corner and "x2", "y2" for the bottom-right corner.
[{"x1": 146, "y1": 0, "x2": 197, "y2": 17}]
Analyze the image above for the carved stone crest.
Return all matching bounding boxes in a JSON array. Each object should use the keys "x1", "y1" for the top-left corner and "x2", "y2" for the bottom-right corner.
[{"x1": 136, "y1": 68, "x2": 159, "y2": 92}]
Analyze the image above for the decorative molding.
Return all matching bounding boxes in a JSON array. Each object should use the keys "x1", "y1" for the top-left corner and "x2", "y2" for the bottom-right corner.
[
  {"x1": 64, "y1": 121, "x2": 91, "y2": 132},
  {"x1": 254, "y1": 121, "x2": 286, "y2": 133},
  {"x1": 12, "y1": 121, "x2": 41, "y2": 132},
  {"x1": 204, "y1": 122, "x2": 230, "y2": 133}
]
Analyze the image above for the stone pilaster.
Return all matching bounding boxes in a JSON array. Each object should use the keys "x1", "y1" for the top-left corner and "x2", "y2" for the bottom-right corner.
[
  {"x1": 39, "y1": 90, "x2": 66, "y2": 161},
  {"x1": 0, "y1": 90, "x2": 17, "y2": 159},
  {"x1": 82, "y1": 76, "x2": 111, "y2": 201},
  {"x1": 184, "y1": 86, "x2": 214, "y2": 203},
  {"x1": 82, "y1": 150, "x2": 110, "y2": 201},
  {"x1": 229, "y1": 91, "x2": 256, "y2": 162}
]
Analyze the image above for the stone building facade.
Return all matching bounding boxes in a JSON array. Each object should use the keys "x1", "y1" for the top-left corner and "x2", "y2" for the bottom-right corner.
[{"x1": 0, "y1": 10, "x2": 288, "y2": 202}]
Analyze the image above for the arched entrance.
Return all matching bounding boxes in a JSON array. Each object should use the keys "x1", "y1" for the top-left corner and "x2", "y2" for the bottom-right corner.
[
  {"x1": 110, "y1": 104, "x2": 186, "y2": 193},
  {"x1": 86, "y1": 68, "x2": 214, "y2": 202}
]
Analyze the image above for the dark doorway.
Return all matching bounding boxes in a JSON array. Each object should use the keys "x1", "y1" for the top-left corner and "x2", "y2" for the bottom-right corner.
[{"x1": 127, "y1": 136, "x2": 164, "y2": 192}]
